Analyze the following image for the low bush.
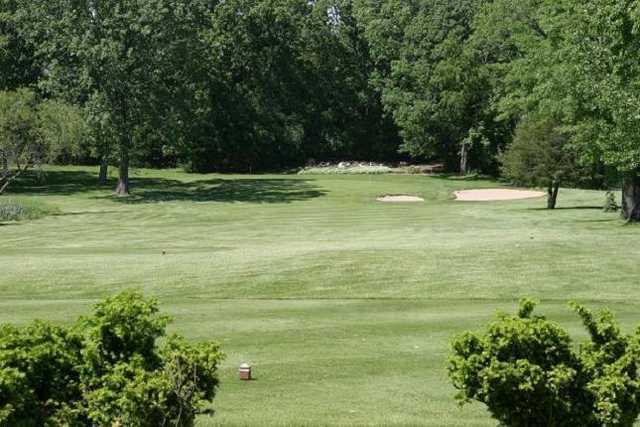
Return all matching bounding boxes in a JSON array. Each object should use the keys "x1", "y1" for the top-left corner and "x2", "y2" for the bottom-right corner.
[
  {"x1": 0, "y1": 198, "x2": 56, "y2": 222},
  {"x1": 0, "y1": 291, "x2": 224, "y2": 426},
  {"x1": 449, "y1": 299, "x2": 640, "y2": 426}
]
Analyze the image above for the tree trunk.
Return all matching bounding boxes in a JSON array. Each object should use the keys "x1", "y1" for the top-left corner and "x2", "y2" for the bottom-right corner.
[
  {"x1": 622, "y1": 172, "x2": 640, "y2": 222},
  {"x1": 98, "y1": 157, "x2": 108, "y2": 186},
  {"x1": 547, "y1": 181, "x2": 559, "y2": 209},
  {"x1": 460, "y1": 143, "x2": 469, "y2": 176},
  {"x1": 115, "y1": 148, "x2": 129, "y2": 195}
]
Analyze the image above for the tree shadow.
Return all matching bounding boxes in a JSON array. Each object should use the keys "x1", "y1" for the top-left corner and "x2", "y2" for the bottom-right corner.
[
  {"x1": 526, "y1": 206, "x2": 603, "y2": 211},
  {"x1": 100, "y1": 178, "x2": 327, "y2": 204},
  {"x1": 428, "y1": 173, "x2": 499, "y2": 182},
  {"x1": 576, "y1": 218, "x2": 619, "y2": 223},
  {"x1": 8, "y1": 170, "x2": 117, "y2": 196},
  {"x1": 51, "y1": 211, "x2": 124, "y2": 217},
  {"x1": 7, "y1": 171, "x2": 327, "y2": 204}
]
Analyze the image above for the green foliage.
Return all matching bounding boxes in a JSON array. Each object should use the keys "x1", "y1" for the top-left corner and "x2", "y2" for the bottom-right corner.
[
  {"x1": 0, "y1": 291, "x2": 224, "y2": 426},
  {"x1": 81, "y1": 291, "x2": 171, "y2": 371},
  {"x1": 0, "y1": 0, "x2": 40, "y2": 90},
  {"x1": 449, "y1": 299, "x2": 640, "y2": 426},
  {"x1": 37, "y1": 99, "x2": 88, "y2": 164},
  {"x1": 0, "y1": 321, "x2": 83, "y2": 424},
  {"x1": 0, "y1": 89, "x2": 42, "y2": 194},
  {"x1": 499, "y1": 116, "x2": 587, "y2": 188},
  {"x1": 15, "y1": 0, "x2": 217, "y2": 192},
  {"x1": 182, "y1": 0, "x2": 398, "y2": 173},
  {"x1": 6, "y1": 0, "x2": 640, "y2": 185},
  {"x1": 484, "y1": 0, "x2": 639, "y2": 178},
  {"x1": 0, "y1": 88, "x2": 86, "y2": 193},
  {"x1": 356, "y1": 0, "x2": 510, "y2": 172}
]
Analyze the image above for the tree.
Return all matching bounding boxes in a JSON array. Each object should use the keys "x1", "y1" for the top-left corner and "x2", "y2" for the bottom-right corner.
[
  {"x1": 37, "y1": 98, "x2": 88, "y2": 165},
  {"x1": 499, "y1": 116, "x2": 587, "y2": 209},
  {"x1": 355, "y1": 0, "x2": 509, "y2": 173},
  {"x1": 16, "y1": 0, "x2": 214, "y2": 194},
  {"x1": 449, "y1": 299, "x2": 640, "y2": 426},
  {"x1": 0, "y1": 291, "x2": 224, "y2": 426},
  {"x1": 0, "y1": 89, "x2": 87, "y2": 194},
  {"x1": 303, "y1": 0, "x2": 401, "y2": 163},
  {"x1": 0, "y1": 0, "x2": 40, "y2": 90},
  {"x1": 480, "y1": 0, "x2": 640, "y2": 220},
  {"x1": 179, "y1": 0, "x2": 398, "y2": 173},
  {"x1": 0, "y1": 89, "x2": 41, "y2": 193},
  {"x1": 559, "y1": 0, "x2": 640, "y2": 222}
]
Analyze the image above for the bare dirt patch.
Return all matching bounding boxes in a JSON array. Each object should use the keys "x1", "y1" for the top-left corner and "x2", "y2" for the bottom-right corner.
[
  {"x1": 377, "y1": 195, "x2": 425, "y2": 203},
  {"x1": 454, "y1": 189, "x2": 545, "y2": 202}
]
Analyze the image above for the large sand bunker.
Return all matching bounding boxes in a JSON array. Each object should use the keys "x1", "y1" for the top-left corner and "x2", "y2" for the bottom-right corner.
[
  {"x1": 454, "y1": 189, "x2": 545, "y2": 202},
  {"x1": 377, "y1": 195, "x2": 425, "y2": 203}
]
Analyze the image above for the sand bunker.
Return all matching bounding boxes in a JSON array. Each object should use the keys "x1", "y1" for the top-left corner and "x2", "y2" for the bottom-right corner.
[
  {"x1": 454, "y1": 189, "x2": 545, "y2": 202},
  {"x1": 377, "y1": 195, "x2": 425, "y2": 203}
]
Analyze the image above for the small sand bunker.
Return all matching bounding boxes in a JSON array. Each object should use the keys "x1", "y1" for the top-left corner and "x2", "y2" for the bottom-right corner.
[
  {"x1": 377, "y1": 195, "x2": 425, "y2": 203},
  {"x1": 455, "y1": 189, "x2": 545, "y2": 202}
]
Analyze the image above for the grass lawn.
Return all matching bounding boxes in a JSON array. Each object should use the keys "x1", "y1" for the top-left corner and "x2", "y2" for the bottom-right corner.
[{"x1": 1, "y1": 166, "x2": 638, "y2": 425}]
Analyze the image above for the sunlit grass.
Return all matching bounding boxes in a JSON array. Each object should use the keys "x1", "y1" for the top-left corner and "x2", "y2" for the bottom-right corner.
[{"x1": 0, "y1": 166, "x2": 634, "y2": 426}]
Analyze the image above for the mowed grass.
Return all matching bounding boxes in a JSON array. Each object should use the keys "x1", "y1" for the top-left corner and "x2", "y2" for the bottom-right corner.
[{"x1": 1, "y1": 166, "x2": 638, "y2": 425}]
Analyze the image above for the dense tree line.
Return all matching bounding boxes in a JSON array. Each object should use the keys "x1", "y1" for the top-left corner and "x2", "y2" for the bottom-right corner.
[{"x1": 1, "y1": 0, "x2": 640, "y2": 218}]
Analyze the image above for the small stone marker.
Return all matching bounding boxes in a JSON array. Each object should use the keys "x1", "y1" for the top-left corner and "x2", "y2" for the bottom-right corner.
[{"x1": 239, "y1": 363, "x2": 252, "y2": 381}]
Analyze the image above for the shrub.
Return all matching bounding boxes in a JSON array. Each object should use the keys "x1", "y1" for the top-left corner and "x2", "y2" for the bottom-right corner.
[
  {"x1": 0, "y1": 89, "x2": 87, "y2": 194},
  {"x1": 449, "y1": 299, "x2": 640, "y2": 426},
  {"x1": 0, "y1": 291, "x2": 224, "y2": 426},
  {"x1": 0, "y1": 322, "x2": 83, "y2": 424}
]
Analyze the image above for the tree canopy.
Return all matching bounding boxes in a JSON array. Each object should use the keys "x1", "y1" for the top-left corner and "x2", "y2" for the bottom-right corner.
[{"x1": 0, "y1": 0, "x2": 638, "y2": 216}]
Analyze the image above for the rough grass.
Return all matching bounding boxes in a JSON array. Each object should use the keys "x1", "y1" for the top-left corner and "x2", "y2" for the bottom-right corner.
[
  {"x1": 0, "y1": 197, "x2": 57, "y2": 222},
  {"x1": 0, "y1": 166, "x2": 637, "y2": 426}
]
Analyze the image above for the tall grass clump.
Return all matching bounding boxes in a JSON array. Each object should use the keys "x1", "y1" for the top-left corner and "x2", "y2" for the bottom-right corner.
[{"x1": 0, "y1": 198, "x2": 56, "y2": 222}]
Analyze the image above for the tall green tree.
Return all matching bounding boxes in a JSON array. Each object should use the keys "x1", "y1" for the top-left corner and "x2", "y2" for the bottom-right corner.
[
  {"x1": 16, "y1": 0, "x2": 213, "y2": 194},
  {"x1": 0, "y1": 89, "x2": 85, "y2": 194},
  {"x1": 304, "y1": 0, "x2": 401, "y2": 163},
  {"x1": 355, "y1": 0, "x2": 508, "y2": 173},
  {"x1": 477, "y1": 0, "x2": 640, "y2": 219},
  {"x1": 0, "y1": 0, "x2": 40, "y2": 90},
  {"x1": 188, "y1": 0, "x2": 314, "y2": 172},
  {"x1": 499, "y1": 116, "x2": 587, "y2": 209},
  {"x1": 555, "y1": 0, "x2": 640, "y2": 221},
  {"x1": 181, "y1": 0, "x2": 398, "y2": 173}
]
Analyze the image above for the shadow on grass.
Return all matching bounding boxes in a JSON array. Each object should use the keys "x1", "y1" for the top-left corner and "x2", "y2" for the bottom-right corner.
[
  {"x1": 8, "y1": 170, "x2": 327, "y2": 204},
  {"x1": 428, "y1": 173, "x2": 499, "y2": 182},
  {"x1": 526, "y1": 206, "x2": 603, "y2": 211},
  {"x1": 8, "y1": 170, "x2": 116, "y2": 196},
  {"x1": 103, "y1": 178, "x2": 327, "y2": 204},
  {"x1": 51, "y1": 211, "x2": 124, "y2": 217},
  {"x1": 576, "y1": 218, "x2": 619, "y2": 223}
]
